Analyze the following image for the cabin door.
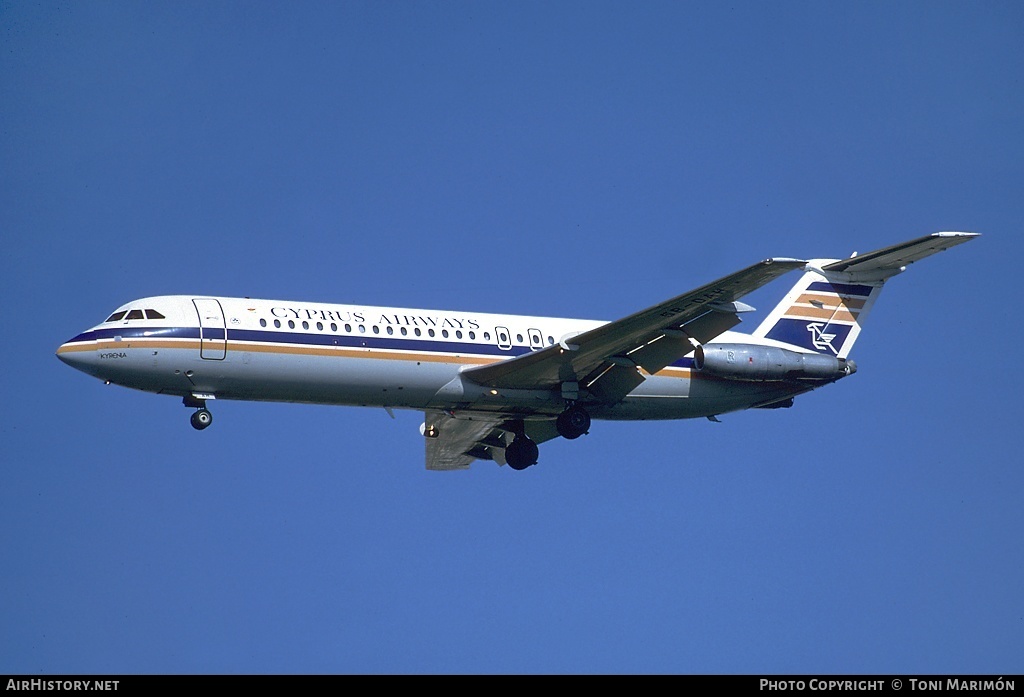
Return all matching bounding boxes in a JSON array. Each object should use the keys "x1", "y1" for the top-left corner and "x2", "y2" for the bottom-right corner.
[
  {"x1": 193, "y1": 298, "x2": 227, "y2": 360},
  {"x1": 495, "y1": 326, "x2": 512, "y2": 351}
]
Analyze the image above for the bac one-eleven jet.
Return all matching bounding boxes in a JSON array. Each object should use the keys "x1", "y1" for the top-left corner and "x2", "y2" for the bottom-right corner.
[{"x1": 57, "y1": 232, "x2": 977, "y2": 471}]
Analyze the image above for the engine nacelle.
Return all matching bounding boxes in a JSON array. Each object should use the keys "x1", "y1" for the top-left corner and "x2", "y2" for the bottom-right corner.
[{"x1": 692, "y1": 343, "x2": 856, "y2": 381}]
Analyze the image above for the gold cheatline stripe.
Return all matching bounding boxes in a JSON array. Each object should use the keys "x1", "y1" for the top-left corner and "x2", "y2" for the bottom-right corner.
[
  {"x1": 228, "y1": 340, "x2": 498, "y2": 365},
  {"x1": 57, "y1": 343, "x2": 92, "y2": 354},
  {"x1": 59, "y1": 338, "x2": 203, "y2": 353}
]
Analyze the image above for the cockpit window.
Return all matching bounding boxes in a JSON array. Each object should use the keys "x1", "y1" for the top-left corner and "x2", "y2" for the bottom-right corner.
[{"x1": 106, "y1": 308, "x2": 165, "y2": 322}]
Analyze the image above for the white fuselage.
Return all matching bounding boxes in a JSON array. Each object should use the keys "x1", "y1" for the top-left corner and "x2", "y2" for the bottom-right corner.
[{"x1": 56, "y1": 295, "x2": 806, "y2": 422}]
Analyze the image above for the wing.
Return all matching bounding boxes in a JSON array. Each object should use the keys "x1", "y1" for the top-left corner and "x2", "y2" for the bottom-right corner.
[
  {"x1": 462, "y1": 257, "x2": 806, "y2": 404},
  {"x1": 423, "y1": 410, "x2": 561, "y2": 471}
]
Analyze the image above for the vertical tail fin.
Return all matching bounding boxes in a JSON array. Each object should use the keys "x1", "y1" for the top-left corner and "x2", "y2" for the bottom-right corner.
[
  {"x1": 752, "y1": 270, "x2": 883, "y2": 358},
  {"x1": 752, "y1": 232, "x2": 979, "y2": 359}
]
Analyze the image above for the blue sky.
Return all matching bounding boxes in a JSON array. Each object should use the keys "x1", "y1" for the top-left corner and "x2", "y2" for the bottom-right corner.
[{"x1": 2, "y1": 1, "x2": 1021, "y2": 675}]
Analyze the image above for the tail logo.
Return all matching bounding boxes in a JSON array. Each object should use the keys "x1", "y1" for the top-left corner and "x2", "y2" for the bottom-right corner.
[{"x1": 806, "y1": 322, "x2": 838, "y2": 354}]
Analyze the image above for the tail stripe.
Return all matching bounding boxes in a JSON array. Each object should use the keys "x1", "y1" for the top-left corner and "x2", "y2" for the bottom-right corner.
[
  {"x1": 783, "y1": 291, "x2": 868, "y2": 323},
  {"x1": 806, "y1": 281, "x2": 874, "y2": 295},
  {"x1": 784, "y1": 305, "x2": 859, "y2": 322},
  {"x1": 798, "y1": 293, "x2": 868, "y2": 309}
]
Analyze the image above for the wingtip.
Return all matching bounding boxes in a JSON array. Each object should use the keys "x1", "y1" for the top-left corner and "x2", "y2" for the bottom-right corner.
[{"x1": 933, "y1": 231, "x2": 981, "y2": 239}]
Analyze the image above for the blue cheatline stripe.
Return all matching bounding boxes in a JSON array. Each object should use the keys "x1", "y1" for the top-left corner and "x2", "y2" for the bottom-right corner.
[
  {"x1": 66, "y1": 325, "x2": 534, "y2": 358},
  {"x1": 806, "y1": 281, "x2": 875, "y2": 296},
  {"x1": 67, "y1": 327, "x2": 201, "y2": 342}
]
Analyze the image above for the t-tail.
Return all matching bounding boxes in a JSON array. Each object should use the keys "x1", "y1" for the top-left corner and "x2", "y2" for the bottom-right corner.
[{"x1": 752, "y1": 232, "x2": 979, "y2": 359}]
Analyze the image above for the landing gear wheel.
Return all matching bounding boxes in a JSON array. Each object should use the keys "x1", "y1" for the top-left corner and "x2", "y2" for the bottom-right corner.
[
  {"x1": 556, "y1": 405, "x2": 591, "y2": 440},
  {"x1": 190, "y1": 408, "x2": 213, "y2": 430},
  {"x1": 505, "y1": 436, "x2": 539, "y2": 471}
]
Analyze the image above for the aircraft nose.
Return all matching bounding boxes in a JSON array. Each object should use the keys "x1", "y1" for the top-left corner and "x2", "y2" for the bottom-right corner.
[
  {"x1": 56, "y1": 339, "x2": 97, "y2": 374},
  {"x1": 56, "y1": 342, "x2": 81, "y2": 366}
]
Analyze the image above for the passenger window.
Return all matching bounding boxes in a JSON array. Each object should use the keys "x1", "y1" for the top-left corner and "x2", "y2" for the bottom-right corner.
[
  {"x1": 331, "y1": 323, "x2": 338, "y2": 332},
  {"x1": 260, "y1": 318, "x2": 267, "y2": 327},
  {"x1": 455, "y1": 330, "x2": 462, "y2": 339},
  {"x1": 145, "y1": 309, "x2": 165, "y2": 319},
  {"x1": 345, "y1": 324, "x2": 352, "y2": 333},
  {"x1": 302, "y1": 321, "x2": 309, "y2": 330},
  {"x1": 428, "y1": 329, "x2": 435, "y2": 337},
  {"x1": 414, "y1": 328, "x2": 421, "y2": 336},
  {"x1": 373, "y1": 326, "x2": 380, "y2": 334},
  {"x1": 358, "y1": 325, "x2": 366, "y2": 334},
  {"x1": 386, "y1": 326, "x2": 393, "y2": 335},
  {"x1": 442, "y1": 329, "x2": 449, "y2": 338},
  {"x1": 316, "y1": 321, "x2": 323, "y2": 331},
  {"x1": 274, "y1": 319, "x2": 281, "y2": 328},
  {"x1": 288, "y1": 320, "x2": 295, "y2": 329},
  {"x1": 125, "y1": 309, "x2": 144, "y2": 320},
  {"x1": 468, "y1": 331, "x2": 475, "y2": 340},
  {"x1": 400, "y1": 327, "x2": 407, "y2": 336},
  {"x1": 105, "y1": 311, "x2": 127, "y2": 322}
]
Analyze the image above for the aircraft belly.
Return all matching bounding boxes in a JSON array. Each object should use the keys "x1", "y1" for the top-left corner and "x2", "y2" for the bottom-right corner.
[{"x1": 178, "y1": 350, "x2": 456, "y2": 408}]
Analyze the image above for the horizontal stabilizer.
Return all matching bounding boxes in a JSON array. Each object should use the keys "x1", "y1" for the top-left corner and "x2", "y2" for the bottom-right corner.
[{"x1": 824, "y1": 232, "x2": 979, "y2": 275}]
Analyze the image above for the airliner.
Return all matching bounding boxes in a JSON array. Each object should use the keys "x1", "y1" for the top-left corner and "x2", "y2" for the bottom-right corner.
[{"x1": 57, "y1": 232, "x2": 977, "y2": 471}]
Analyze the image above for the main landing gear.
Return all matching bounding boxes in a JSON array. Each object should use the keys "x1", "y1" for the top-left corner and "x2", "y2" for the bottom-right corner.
[
  {"x1": 184, "y1": 395, "x2": 213, "y2": 431},
  {"x1": 504, "y1": 405, "x2": 591, "y2": 471},
  {"x1": 505, "y1": 434, "x2": 539, "y2": 471},
  {"x1": 556, "y1": 404, "x2": 590, "y2": 440}
]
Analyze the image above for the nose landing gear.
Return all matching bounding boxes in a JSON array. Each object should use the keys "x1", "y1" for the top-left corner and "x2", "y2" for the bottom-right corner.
[
  {"x1": 190, "y1": 408, "x2": 213, "y2": 430},
  {"x1": 183, "y1": 395, "x2": 214, "y2": 431}
]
